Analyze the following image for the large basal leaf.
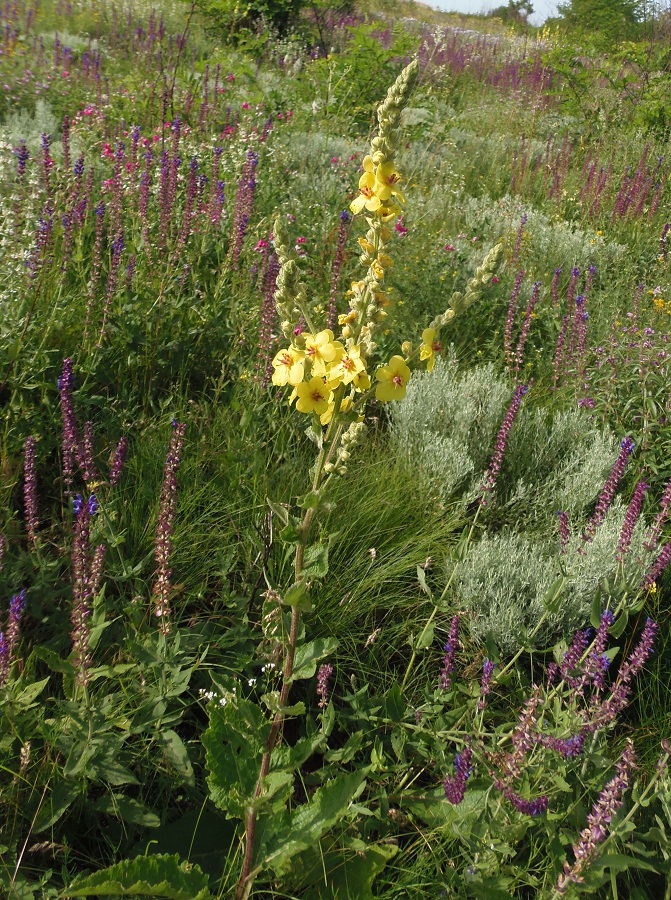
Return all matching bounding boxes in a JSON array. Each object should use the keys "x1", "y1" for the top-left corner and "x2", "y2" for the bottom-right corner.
[
  {"x1": 202, "y1": 697, "x2": 268, "y2": 819},
  {"x1": 303, "y1": 843, "x2": 398, "y2": 899},
  {"x1": 63, "y1": 853, "x2": 210, "y2": 898},
  {"x1": 261, "y1": 769, "x2": 368, "y2": 875}
]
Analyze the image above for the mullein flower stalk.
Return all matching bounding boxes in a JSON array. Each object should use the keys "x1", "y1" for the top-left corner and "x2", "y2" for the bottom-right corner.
[
  {"x1": 480, "y1": 384, "x2": 528, "y2": 500},
  {"x1": 583, "y1": 437, "x2": 635, "y2": 541},
  {"x1": 555, "y1": 741, "x2": 636, "y2": 893},
  {"x1": 0, "y1": 590, "x2": 27, "y2": 685},
  {"x1": 153, "y1": 421, "x2": 186, "y2": 630},
  {"x1": 23, "y1": 436, "x2": 39, "y2": 546}
]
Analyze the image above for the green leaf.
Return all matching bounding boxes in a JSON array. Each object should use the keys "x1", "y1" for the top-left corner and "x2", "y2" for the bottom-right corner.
[
  {"x1": 267, "y1": 500, "x2": 289, "y2": 526},
  {"x1": 543, "y1": 577, "x2": 566, "y2": 615},
  {"x1": 63, "y1": 853, "x2": 210, "y2": 898},
  {"x1": 158, "y1": 730, "x2": 194, "y2": 787},
  {"x1": 14, "y1": 677, "x2": 51, "y2": 706},
  {"x1": 304, "y1": 843, "x2": 398, "y2": 899},
  {"x1": 283, "y1": 581, "x2": 313, "y2": 612},
  {"x1": 416, "y1": 565, "x2": 433, "y2": 598},
  {"x1": 34, "y1": 778, "x2": 84, "y2": 832},
  {"x1": 203, "y1": 697, "x2": 268, "y2": 818},
  {"x1": 590, "y1": 591, "x2": 603, "y2": 629},
  {"x1": 414, "y1": 621, "x2": 434, "y2": 650},
  {"x1": 610, "y1": 612, "x2": 629, "y2": 639},
  {"x1": 302, "y1": 543, "x2": 329, "y2": 579},
  {"x1": 300, "y1": 491, "x2": 321, "y2": 509},
  {"x1": 280, "y1": 521, "x2": 302, "y2": 543},
  {"x1": 290, "y1": 637, "x2": 339, "y2": 683},
  {"x1": 93, "y1": 794, "x2": 160, "y2": 828},
  {"x1": 262, "y1": 770, "x2": 368, "y2": 875}
]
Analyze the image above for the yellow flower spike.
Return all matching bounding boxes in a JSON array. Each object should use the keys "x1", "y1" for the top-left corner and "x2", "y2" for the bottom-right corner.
[
  {"x1": 295, "y1": 377, "x2": 331, "y2": 415},
  {"x1": 303, "y1": 329, "x2": 338, "y2": 377},
  {"x1": 374, "y1": 290, "x2": 391, "y2": 307},
  {"x1": 377, "y1": 252, "x2": 394, "y2": 268},
  {"x1": 329, "y1": 345, "x2": 366, "y2": 385},
  {"x1": 371, "y1": 260, "x2": 385, "y2": 280},
  {"x1": 271, "y1": 346, "x2": 305, "y2": 386},
  {"x1": 375, "y1": 355, "x2": 411, "y2": 401},
  {"x1": 420, "y1": 327, "x2": 443, "y2": 372}
]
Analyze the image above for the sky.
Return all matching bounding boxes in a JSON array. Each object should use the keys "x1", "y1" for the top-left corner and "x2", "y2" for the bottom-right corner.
[{"x1": 426, "y1": 0, "x2": 559, "y2": 26}]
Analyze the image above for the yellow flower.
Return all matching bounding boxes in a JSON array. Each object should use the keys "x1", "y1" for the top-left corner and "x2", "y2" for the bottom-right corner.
[
  {"x1": 358, "y1": 237, "x2": 375, "y2": 254},
  {"x1": 271, "y1": 346, "x2": 305, "y2": 386},
  {"x1": 353, "y1": 370, "x2": 371, "y2": 391},
  {"x1": 419, "y1": 328, "x2": 443, "y2": 372},
  {"x1": 371, "y1": 260, "x2": 385, "y2": 280},
  {"x1": 350, "y1": 170, "x2": 383, "y2": 215},
  {"x1": 375, "y1": 355, "x2": 411, "y2": 401},
  {"x1": 338, "y1": 309, "x2": 358, "y2": 325},
  {"x1": 320, "y1": 394, "x2": 352, "y2": 426},
  {"x1": 295, "y1": 377, "x2": 331, "y2": 415},
  {"x1": 375, "y1": 161, "x2": 406, "y2": 204},
  {"x1": 377, "y1": 252, "x2": 394, "y2": 268},
  {"x1": 329, "y1": 345, "x2": 366, "y2": 385},
  {"x1": 654, "y1": 297, "x2": 665, "y2": 309},
  {"x1": 303, "y1": 329, "x2": 338, "y2": 377}
]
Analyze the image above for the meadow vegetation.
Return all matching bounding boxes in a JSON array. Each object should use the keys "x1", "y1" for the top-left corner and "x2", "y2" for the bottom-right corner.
[{"x1": 3, "y1": 0, "x2": 671, "y2": 896}]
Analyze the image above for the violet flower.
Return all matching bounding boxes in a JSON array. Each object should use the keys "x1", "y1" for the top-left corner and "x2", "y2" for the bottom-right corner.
[
  {"x1": 0, "y1": 590, "x2": 27, "y2": 684},
  {"x1": 316, "y1": 662, "x2": 334, "y2": 708},
  {"x1": 556, "y1": 740, "x2": 636, "y2": 892},
  {"x1": 481, "y1": 384, "x2": 528, "y2": 500},
  {"x1": 616, "y1": 478, "x2": 648, "y2": 561},
  {"x1": 477, "y1": 658, "x2": 495, "y2": 710},
  {"x1": 23, "y1": 436, "x2": 39, "y2": 546},
  {"x1": 583, "y1": 437, "x2": 635, "y2": 541},
  {"x1": 153, "y1": 421, "x2": 186, "y2": 629},
  {"x1": 443, "y1": 743, "x2": 472, "y2": 805},
  {"x1": 439, "y1": 615, "x2": 460, "y2": 690}
]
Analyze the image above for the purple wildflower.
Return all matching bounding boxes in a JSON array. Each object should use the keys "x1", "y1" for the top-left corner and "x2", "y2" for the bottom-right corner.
[
  {"x1": 616, "y1": 479, "x2": 649, "y2": 560},
  {"x1": 13, "y1": 140, "x2": 29, "y2": 177},
  {"x1": 642, "y1": 541, "x2": 671, "y2": 590},
  {"x1": 556, "y1": 740, "x2": 636, "y2": 892},
  {"x1": 328, "y1": 210, "x2": 350, "y2": 330},
  {"x1": 551, "y1": 267, "x2": 562, "y2": 307},
  {"x1": 59, "y1": 358, "x2": 84, "y2": 491},
  {"x1": 71, "y1": 496, "x2": 99, "y2": 683},
  {"x1": 439, "y1": 615, "x2": 460, "y2": 690},
  {"x1": 316, "y1": 662, "x2": 334, "y2": 708},
  {"x1": 510, "y1": 213, "x2": 527, "y2": 268},
  {"x1": 23, "y1": 436, "x2": 39, "y2": 546},
  {"x1": 443, "y1": 743, "x2": 472, "y2": 805},
  {"x1": 478, "y1": 658, "x2": 495, "y2": 710},
  {"x1": 110, "y1": 436, "x2": 128, "y2": 487},
  {"x1": 481, "y1": 384, "x2": 528, "y2": 500},
  {"x1": 515, "y1": 280, "x2": 541, "y2": 373},
  {"x1": 153, "y1": 421, "x2": 186, "y2": 629},
  {"x1": 0, "y1": 590, "x2": 27, "y2": 685},
  {"x1": 644, "y1": 476, "x2": 671, "y2": 550},
  {"x1": 504, "y1": 269, "x2": 525, "y2": 371},
  {"x1": 583, "y1": 437, "x2": 635, "y2": 541}
]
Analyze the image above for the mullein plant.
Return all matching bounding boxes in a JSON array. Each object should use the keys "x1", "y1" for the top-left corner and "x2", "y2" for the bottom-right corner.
[{"x1": 218, "y1": 60, "x2": 502, "y2": 900}]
